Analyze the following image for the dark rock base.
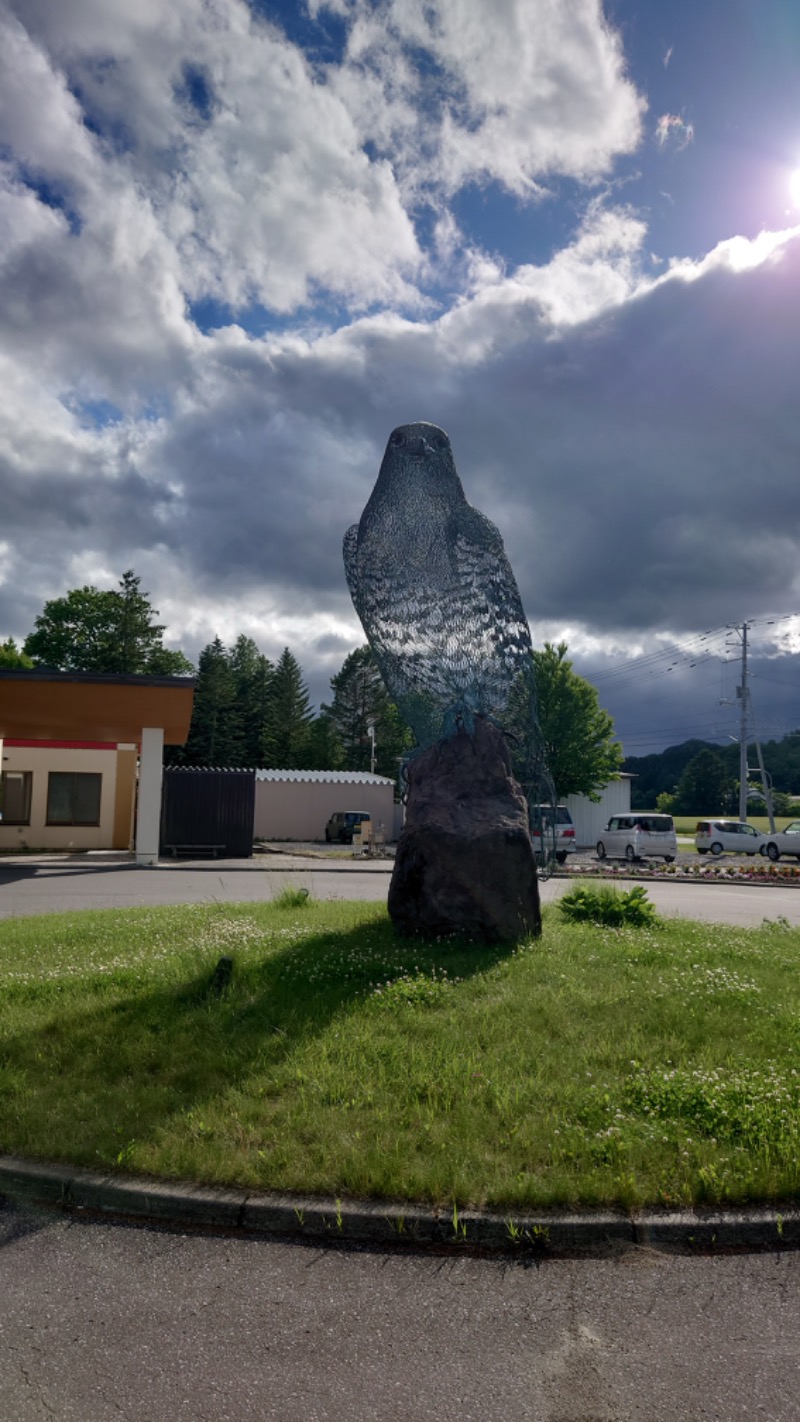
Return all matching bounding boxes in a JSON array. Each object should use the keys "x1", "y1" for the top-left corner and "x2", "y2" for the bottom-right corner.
[{"x1": 388, "y1": 717, "x2": 541, "y2": 944}]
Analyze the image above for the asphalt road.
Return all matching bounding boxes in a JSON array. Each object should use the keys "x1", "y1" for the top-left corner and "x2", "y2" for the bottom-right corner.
[
  {"x1": 2, "y1": 1203, "x2": 799, "y2": 1422},
  {"x1": 1, "y1": 853, "x2": 800, "y2": 925}
]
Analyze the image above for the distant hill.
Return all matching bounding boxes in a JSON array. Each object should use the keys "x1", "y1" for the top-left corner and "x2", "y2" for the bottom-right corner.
[{"x1": 623, "y1": 733, "x2": 800, "y2": 809}]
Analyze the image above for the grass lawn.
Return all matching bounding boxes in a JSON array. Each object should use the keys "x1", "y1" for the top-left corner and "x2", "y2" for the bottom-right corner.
[{"x1": 1, "y1": 895, "x2": 799, "y2": 1213}]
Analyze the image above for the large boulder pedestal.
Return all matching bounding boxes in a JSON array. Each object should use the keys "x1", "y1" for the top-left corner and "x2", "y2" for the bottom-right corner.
[{"x1": 388, "y1": 717, "x2": 541, "y2": 944}]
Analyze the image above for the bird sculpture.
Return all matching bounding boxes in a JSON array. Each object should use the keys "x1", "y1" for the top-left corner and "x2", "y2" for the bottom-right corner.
[{"x1": 343, "y1": 421, "x2": 543, "y2": 765}]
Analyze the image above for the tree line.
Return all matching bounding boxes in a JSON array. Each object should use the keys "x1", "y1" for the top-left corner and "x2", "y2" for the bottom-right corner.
[
  {"x1": 3, "y1": 570, "x2": 623, "y2": 797},
  {"x1": 167, "y1": 638, "x2": 416, "y2": 779},
  {"x1": 624, "y1": 739, "x2": 800, "y2": 816}
]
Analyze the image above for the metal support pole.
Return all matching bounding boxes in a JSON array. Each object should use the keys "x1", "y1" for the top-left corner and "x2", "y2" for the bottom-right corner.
[
  {"x1": 753, "y1": 735, "x2": 776, "y2": 832},
  {"x1": 738, "y1": 622, "x2": 749, "y2": 822}
]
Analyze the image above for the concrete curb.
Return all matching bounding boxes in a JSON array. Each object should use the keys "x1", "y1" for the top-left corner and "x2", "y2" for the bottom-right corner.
[{"x1": 2, "y1": 1156, "x2": 798, "y2": 1257}]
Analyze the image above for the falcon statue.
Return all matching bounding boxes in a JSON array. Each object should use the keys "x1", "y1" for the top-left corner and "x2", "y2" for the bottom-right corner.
[{"x1": 343, "y1": 421, "x2": 537, "y2": 752}]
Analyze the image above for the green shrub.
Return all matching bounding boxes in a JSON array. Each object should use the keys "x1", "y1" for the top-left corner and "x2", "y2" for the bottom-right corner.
[
  {"x1": 558, "y1": 883, "x2": 658, "y2": 927},
  {"x1": 272, "y1": 885, "x2": 312, "y2": 909}
]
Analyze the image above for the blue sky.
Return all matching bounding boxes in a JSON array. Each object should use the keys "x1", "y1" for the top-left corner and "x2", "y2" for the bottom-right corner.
[{"x1": 1, "y1": 0, "x2": 800, "y2": 758}]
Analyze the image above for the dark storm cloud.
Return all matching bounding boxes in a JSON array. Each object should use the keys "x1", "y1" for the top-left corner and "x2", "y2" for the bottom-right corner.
[
  {"x1": 145, "y1": 233, "x2": 800, "y2": 639},
  {"x1": 3, "y1": 0, "x2": 799, "y2": 749}
]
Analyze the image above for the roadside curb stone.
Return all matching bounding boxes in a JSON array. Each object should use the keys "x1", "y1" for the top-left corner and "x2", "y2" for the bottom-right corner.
[{"x1": 2, "y1": 1155, "x2": 798, "y2": 1256}]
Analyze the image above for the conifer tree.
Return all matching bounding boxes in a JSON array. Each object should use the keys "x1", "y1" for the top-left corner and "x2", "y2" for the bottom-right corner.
[
  {"x1": 303, "y1": 711, "x2": 344, "y2": 771},
  {"x1": 323, "y1": 645, "x2": 412, "y2": 779},
  {"x1": 269, "y1": 647, "x2": 314, "y2": 768},
  {"x1": 180, "y1": 638, "x2": 243, "y2": 766},
  {"x1": 229, "y1": 634, "x2": 275, "y2": 766}
]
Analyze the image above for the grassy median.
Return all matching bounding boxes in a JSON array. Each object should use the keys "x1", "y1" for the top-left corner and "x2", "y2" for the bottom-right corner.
[{"x1": 1, "y1": 895, "x2": 799, "y2": 1211}]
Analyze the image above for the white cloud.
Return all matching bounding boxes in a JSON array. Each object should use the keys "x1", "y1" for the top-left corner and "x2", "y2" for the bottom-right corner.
[
  {"x1": 664, "y1": 225, "x2": 800, "y2": 281},
  {"x1": 321, "y1": 0, "x2": 644, "y2": 195},
  {"x1": 1, "y1": 0, "x2": 423, "y2": 345}
]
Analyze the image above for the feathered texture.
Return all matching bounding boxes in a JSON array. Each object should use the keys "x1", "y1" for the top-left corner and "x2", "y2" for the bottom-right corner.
[{"x1": 344, "y1": 422, "x2": 552, "y2": 813}]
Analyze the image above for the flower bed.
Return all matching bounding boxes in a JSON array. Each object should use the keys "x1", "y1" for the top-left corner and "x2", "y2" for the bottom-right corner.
[{"x1": 561, "y1": 859, "x2": 800, "y2": 887}]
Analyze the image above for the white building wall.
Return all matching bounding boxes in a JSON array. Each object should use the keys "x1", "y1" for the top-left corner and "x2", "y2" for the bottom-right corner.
[
  {"x1": 254, "y1": 778, "x2": 397, "y2": 841},
  {"x1": 565, "y1": 777, "x2": 632, "y2": 849},
  {"x1": 0, "y1": 744, "x2": 119, "y2": 851}
]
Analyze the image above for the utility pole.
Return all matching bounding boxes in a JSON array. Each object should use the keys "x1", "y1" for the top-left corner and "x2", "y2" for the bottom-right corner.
[
  {"x1": 727, "y1": 620, "x2": 775, "y2": 828},
  {"x1": 737, "y1": 621, "x2": 749, "y2": 822}
]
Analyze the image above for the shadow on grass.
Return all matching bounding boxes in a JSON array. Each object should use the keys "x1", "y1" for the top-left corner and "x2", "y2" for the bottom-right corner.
[{"x1": 0, "y1": 914, "x2": 519, "y2": 1173}]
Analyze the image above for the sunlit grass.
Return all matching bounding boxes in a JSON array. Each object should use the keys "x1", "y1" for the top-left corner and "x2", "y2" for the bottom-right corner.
[{"x1": 1, "y1": 899, "x2": 800, "y2": 1211}]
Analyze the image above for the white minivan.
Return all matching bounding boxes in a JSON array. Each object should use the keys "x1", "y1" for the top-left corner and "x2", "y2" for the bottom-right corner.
[{"x1": 596, "y1": 814, "x2": 677, "y2": 864}]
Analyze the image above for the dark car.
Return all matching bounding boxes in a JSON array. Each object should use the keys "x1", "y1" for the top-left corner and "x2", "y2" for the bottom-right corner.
[{"x1": 324, "y1": 810, "x2": 372, "y2": 844}]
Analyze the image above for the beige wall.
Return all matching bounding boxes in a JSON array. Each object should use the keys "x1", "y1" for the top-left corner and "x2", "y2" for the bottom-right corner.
[
  {"x1": 0, "y1": 744, "x2": 121, "y2": 851},
  {"x1": 254, "y1": 780, "x2": 397, "y2": 842}
]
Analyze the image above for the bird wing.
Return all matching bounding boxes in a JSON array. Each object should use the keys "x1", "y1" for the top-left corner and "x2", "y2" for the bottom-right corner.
[
  {"x1": 451, "y1": 507, "x2": 532, "y2": 681},
  {"x1": 343, "y1": 524, "x2": 360, "y2": 602}
]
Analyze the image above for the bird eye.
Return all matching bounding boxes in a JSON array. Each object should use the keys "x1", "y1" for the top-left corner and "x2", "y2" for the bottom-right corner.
[
  {"x1": 433, "y1": 434, "x2": 448, "y2": 451},
  {"x1": 390, "y1": 431, "x2": 405, "y2": 447}
]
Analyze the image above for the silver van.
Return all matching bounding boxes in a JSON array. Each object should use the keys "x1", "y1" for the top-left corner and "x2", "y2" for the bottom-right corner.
[
  {"x1": 530, "y1": 804, "x2": 576, "y2": 864},
  {"x1": 596, "y1": 814, "x2": 676, "y2": 864}
]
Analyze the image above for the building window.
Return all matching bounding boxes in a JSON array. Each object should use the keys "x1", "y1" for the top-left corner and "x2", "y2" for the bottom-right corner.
[
  {"x1": 46, "y1": 772, "x2": 102, "y2": 826},
  {"x1": 0, "y1": 771, "x2": 33, "y2": 825}
]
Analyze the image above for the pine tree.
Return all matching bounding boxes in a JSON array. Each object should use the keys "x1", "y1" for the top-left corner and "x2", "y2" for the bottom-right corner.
[
  {"x1": 180, "y1": 638, "x2": 244, "y2": 766},
  {"x1": 269, "y1": 648, "x2": 314, "y2": 768},
  {"x1": 303, "y1": 711, "x2": 345, "y2": 771},
  {"x1": 228, "y1": 635, "x2": 275, "y2": 766},
  {"x1": 322, "y1": 645, "x2": 412, "y2": 779}
]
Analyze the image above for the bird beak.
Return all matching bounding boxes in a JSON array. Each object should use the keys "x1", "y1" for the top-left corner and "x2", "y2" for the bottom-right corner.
[{"x1": 407, "y1": 436, "x2": 431, "y2": 456}]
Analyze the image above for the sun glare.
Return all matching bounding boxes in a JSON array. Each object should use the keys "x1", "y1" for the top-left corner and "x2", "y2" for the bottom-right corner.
[{"x1": 790, "y1": 168, "x2": 800, "y2": 209}]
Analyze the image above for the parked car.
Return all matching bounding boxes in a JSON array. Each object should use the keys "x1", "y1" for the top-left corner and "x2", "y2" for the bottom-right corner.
[
  {"x1": 324, "y1": 810, "x2": 372, "y2": 844},
  {"x1": 596, "y1": 814, "x2": 677, "y2": 863},
  {"x1": 760, "y1": 820, "x2": 800, "y2": 862},
  {"x1": 695, "y1": 819, "x2": 765, "y2": 856},
  {"x1": 530, "y1": 804, "x2": 576, "y2": 864}
]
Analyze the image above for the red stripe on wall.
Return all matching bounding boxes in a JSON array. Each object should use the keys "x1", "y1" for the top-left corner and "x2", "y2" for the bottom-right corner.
[{"x1": 4, "y1": 740, "x2": 119, "y2": 750}]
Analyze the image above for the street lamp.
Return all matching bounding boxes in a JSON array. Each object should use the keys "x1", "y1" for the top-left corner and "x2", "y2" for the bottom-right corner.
[{"x1": 367, "y1": 721, "x2": 376, "y2": 774}]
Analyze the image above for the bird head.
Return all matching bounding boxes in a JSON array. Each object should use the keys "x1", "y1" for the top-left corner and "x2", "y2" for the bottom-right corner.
[{"x1": 386, "y1": 422, "x2": 451, "y2": 460}]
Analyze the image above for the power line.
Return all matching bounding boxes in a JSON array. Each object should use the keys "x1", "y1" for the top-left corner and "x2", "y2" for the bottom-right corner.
[
  {"x1": 749, "y1": 670, "x2": 800, "y2": 690},
  {"x1": 589, "y1": 631, "x2": 732, "y2": 692},
  {"x1": 590, "y1": 627, "x2": 728, "y2": 681},
  {"x1": 588, "y1": 614, "x2": 798, "y2": 690}
]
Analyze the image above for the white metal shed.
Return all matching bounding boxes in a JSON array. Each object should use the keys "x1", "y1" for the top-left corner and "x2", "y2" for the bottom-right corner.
[
  {"x1": 565, "y1": 776, "x2": 633, "y2": 849},
  {"x1": 254, "y1": 769, "x2": 399, "y2": 841}
]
